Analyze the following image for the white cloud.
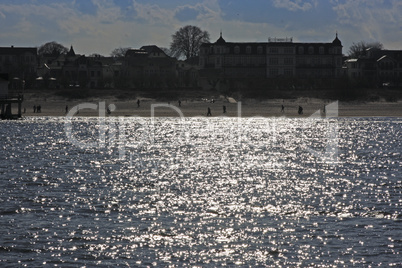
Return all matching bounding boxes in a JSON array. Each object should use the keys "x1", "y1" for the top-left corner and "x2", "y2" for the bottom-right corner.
[
  {"x1": 272, "y1": 0, "x2": 318, "y2": 11},
  {"x1": 331, "y1": 0, "x2": 402, "y2": 48}
]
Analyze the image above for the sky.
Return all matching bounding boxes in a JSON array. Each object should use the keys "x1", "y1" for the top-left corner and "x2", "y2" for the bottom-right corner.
[{"x1": 0, "y1": 0, "x2": 401, "y2": 56}]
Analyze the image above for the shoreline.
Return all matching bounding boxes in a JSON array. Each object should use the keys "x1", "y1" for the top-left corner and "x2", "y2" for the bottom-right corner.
[
  {"x1": 16, "y1": 98, "x2": 402, "y2": 118},
  {"x1": 4, "y1": 89, "x2": 401, "y2": 118}
]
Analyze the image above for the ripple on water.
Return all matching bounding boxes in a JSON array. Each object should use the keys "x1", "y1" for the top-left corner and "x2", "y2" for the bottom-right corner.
[{"x1": 0, "y1": 117, "x2": 401, "y2": 266}]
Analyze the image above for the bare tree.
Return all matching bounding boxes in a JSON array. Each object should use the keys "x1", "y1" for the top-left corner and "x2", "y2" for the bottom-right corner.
[
  {"x1": 88, "y1": 53, "x2": 104, "y2": 57},
  {"x1": 38, "y1": 41, "x2": 68, "y2": 56},
  {"x1": 170, "y1": 25, "x2": 210, "y2": 59},
  {"x1": 348, "y1": 41, "x2": 383, "y2": 58},
  {"x1": 160, "y1": 47, "x2": 173, "y2": 57},
  {"x1": 110, "y1": 47, "x2": 130, "y2": 57}
]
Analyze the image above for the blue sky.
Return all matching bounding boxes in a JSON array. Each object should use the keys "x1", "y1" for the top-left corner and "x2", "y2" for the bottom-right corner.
[{"x1": 0, "y1": 0, "x2": 400, "y2": 56}]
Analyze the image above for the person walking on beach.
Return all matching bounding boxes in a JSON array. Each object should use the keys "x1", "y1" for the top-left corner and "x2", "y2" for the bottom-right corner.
[
  {"x1": 223, "y1": 105, "x2": 226, "y2": 113},
  {"x1": 65, "y1": 105, "x2": 68, "y2": 114},
  {"x1": 137, "y1": 99, "x2": 140, "y2": 108},
  {"x1": 207, "y1": 107, "x2": 212, "y2": 116},
  {"x1": 178, "y1": 100, "x2": 181, "y2": 107},
  {"x1": 33, "y1": 105, "x2": 36, "y2": 113},
  {"x1": 281, "y1": 104, "x2": 285, "y2": 113},
  {"x1": 298, "y1": 106, "x2": 303, "y2": 115}
]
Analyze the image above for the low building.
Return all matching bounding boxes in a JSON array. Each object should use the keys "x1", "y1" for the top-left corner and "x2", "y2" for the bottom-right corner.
[
  {"x1": 37, "y1": 46, "x2": 124, "y2": 89},
  {"x1": 123, "y1": 45, "x2": 177, "y2": 88},
  {"x1": 344, "y1": 48, "x2": 402, "y2": 86},
  {"x1": 0, "y1": 46, "x2": 37, "y2": 88}
]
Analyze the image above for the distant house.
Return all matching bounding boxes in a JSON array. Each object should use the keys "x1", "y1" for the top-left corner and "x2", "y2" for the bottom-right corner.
[
  {"x1": 344, "y1": 48, "x2": 402, "y2": 86},
  {"x1": 176, "y1": 58, "x2": 200, "y2": 87},
  {"x1": 0, "y1": 46, "x2": 37, "y2": 88},
  {"x1": 37, "y1": 46, "x2": 123, "y2": 89},
  {"x1": 123, "y1": 45, "x2": 177, "y2": 88}
]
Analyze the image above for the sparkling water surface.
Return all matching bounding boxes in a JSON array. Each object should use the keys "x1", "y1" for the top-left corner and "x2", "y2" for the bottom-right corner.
[{"x1": 0, "y1": 116, "x2": 401, "y2": 267}]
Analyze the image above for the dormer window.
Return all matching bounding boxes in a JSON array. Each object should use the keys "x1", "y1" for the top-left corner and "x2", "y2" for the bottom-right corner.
[
  {"x1": 308, "y1": 46, "x2": 314, "y2": 54},
  {"x1": 246, "y1": 46, "x2": 251, "y2": 54},
  {"x1": 257, "y1": 46, "x2": 263, "y2": 54},
  {"x1": 234, "y1": 46, "x2": 240, "y2": 54}
]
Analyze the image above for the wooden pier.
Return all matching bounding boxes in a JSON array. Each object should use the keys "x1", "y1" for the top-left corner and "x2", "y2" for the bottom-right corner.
[{"x1": 0, "y1": 94, "x2": 23, "y2": 119}]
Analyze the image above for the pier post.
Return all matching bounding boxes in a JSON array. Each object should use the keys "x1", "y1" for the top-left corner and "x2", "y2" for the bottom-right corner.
[{"x1": 18, "y1": 101, "x2": 22, "y2": 118}]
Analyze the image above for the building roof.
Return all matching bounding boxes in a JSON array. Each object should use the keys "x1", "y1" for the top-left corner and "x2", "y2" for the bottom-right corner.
[
  {"x1": 0, "y1": 46, "x2": 37, "y2": 55},
  {"x1": 66, "y1": 45, "x2": 76, "y2": 57},
  {"x1": 332, "y1": 33, "x2": 342, "y2": 46},
  {"x1": 377, "y1": 55, "x2": 397, "y2": 62},
  {"x1": 140, "y1": 45, "x2": 165, "y2": 54},
  {"x1": 125, "y1": 49, "x2": 148, "y2": 57},
  {"x1": 216, "y1": 32, "x2": 226, "y2": 45}
]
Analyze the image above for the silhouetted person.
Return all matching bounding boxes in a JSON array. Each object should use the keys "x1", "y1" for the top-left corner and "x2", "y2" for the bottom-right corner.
[
  {"x1": 323, "y1": 105, "x2": 326, "y2": 114},
  {"x1": 37, "y1": 105, "x2": 41, "y2": 113},
  {"x1": 298, "y1": 106, "x2": 303, "y2": 115},
  {"x1": 207, "y1": 107, "x2": 212, "y2": 116},
  {"x1": 281, "y1": 104, "x2": 284, "y2": 113},
  {"x1": 23, "y1": 107, "x2": 26, "y2": 114},
  {"x1": 223, "y1": 105, "x2": 226, "y2": 113},
  {"x1": 65, "y1": 105, "x2": 68, "y2": 114},
  {"x1": 107, "y1": 107, "x2": 111, "y2": 115},
  {"x1": 178, "y1": 100, "x2": 181, "y2": 107},
  {"x1": 33, "y1": 105, "x2": 36, "y2": 113},
  {"x1": 137, "y1": 99, "x2": 140, "y2": 108}
]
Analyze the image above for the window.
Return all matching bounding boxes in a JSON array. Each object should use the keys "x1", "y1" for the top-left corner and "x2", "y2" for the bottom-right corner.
[
  {"x1": 319, "y1": 46, "x2": 324, "y2": 54},
  {"x1": 234, "y1": 46, "x2": 240, "y2": 54},
  {"x1": 269, "y1": 58, "x2": 278, "y2": 65},
  {"x1": 284, "y1": 47, "x2": 294, "y2": 54},
  {"x1": 298, "y1": 46, "x2": 304, "y2": 54},
  {"x1": 269, "y1": 68, "x2": 278, "y2": 76},
  {"x1": 246, "y1": 46, "x2": 251, "y2": 54},
  {"x1": 257, "y1": 46, "x2": 263, "y2": 54},
  {"x1": 308, "y1": 46, "x2": 314, "y2": 54},
  {"x1": 284, "y1": 69, "x2": 293, "y2": 76},
  {"x1": 269, "y1": 47, "x2": 278, "y2": 54},
  {"x1": 284, "y1": 58, "x2": 293, "y2": 65}
]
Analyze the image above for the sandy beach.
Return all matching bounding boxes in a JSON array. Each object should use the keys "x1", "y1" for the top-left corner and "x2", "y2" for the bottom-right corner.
[{"x1": 15, "y1": 90, "x2": 402, "y2": 118}]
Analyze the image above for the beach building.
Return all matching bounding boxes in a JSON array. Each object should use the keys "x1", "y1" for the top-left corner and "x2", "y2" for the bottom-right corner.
[
  {"x1": 344, "y1": 48, "x2": 402, "y2": 86},
  {"x1": 198, "y1": 34, "x2": 343, "y2": 89},
  {"x1": 123, "y1": 45, "x2": 176, "y2": 88},
  {"x1": 200, "y1": 34, "x2": 343, "y2": 79},
  {"x1": 37, "y1": 46, "x2": 124, "y2": 89},
  {"x1": 0, "y1": 46, "x2": 37, "y2": 88}
]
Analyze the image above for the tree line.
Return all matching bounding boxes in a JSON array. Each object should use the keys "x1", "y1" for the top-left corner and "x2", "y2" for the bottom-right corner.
[
  {"x1": 38, "y1": 25, "x2": 384, "y2": 61},
  {"x1": 38, "y1": 25, "x2": 210, "y2": 60}
]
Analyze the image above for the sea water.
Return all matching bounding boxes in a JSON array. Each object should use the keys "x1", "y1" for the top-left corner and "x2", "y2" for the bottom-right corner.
[{"x1": 0, "y1": 116, "x2": 401, "y2": 267}]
